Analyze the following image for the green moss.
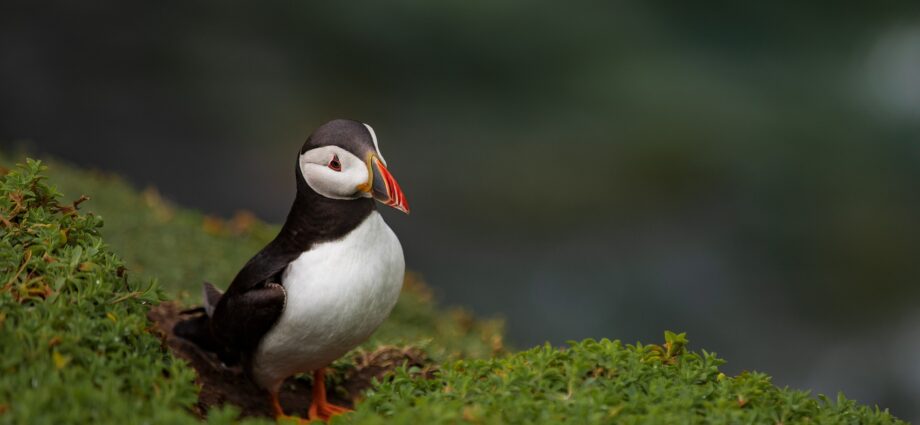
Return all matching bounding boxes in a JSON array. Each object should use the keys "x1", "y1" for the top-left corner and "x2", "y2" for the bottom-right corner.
[
  {"x1": 0, "y1": 160, "x2": 220, "y2": 424},
  {"x1": 345, "y1": 333, "x2": 905, "y2": 424},
  {"x1": 0, "y1": 157, "x2": 906, "y2": 424}
]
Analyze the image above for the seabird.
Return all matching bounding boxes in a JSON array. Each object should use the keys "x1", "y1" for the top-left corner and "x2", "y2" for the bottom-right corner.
[{"x1": 175, "y1": 118, "x2": 409, "y2": 421}]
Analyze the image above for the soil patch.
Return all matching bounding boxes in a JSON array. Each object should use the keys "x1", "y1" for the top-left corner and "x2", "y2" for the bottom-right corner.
[{"x1": 148, "y1": 302, "x2": 432, "y2": 420}]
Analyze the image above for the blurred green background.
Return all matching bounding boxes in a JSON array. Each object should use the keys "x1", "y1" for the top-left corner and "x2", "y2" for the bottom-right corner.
[{"x1": 2, "y1": 1, "x2": 919, "y2": 421}]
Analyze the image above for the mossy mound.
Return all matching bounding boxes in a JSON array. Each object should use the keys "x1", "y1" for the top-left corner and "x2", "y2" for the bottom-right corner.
[
  {"x1": 0, "y1": 158, "x2": 906, "y2": 424},
  {"x1": 0, "y1": 160, "x2": 231, "y2": 424}
]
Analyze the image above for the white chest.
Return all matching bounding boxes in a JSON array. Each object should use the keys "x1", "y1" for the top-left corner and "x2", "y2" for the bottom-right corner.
[{"x1": 251, "y1": 211, "x2": 404, "y2": 390}]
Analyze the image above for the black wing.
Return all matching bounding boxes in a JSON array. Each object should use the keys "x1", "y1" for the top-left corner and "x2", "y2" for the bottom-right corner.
[{"x1": 209, "y1": 246, "x2": 299, "y2": 356}]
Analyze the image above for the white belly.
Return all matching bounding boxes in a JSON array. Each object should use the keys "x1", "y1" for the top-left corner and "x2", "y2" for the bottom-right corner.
[{"x1": 251, "y1": 211, "x2": 404, "y2": 390}]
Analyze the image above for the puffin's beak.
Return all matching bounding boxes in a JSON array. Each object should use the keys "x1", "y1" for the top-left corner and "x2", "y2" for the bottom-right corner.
[{"x1": 360, "y1": 154, "x2": 409, "y2": 214}]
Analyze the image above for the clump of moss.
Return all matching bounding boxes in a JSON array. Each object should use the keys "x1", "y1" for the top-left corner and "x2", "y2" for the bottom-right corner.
[
  {"x1": 0, "y1": 160, "x2": 251, "y2": 424},
  {"x1": 345, "y1": 332, "x2": 905, "y2": 424}
]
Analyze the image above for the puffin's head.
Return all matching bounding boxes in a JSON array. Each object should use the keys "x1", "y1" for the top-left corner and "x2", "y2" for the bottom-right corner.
[{"x1": 297, "y1": 119, "x2": 409, "y2": 213}]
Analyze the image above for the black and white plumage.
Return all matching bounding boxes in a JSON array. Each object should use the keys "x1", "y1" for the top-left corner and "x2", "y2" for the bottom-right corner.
[{"x1": 175, "y1": 119, "x2": 409, "y2": 421}]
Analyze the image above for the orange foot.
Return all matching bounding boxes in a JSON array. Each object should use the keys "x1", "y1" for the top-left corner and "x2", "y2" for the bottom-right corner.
[
  {"x1": 269, "y1": 391, "x2": 309, "y2": 424},
  {"x1": 308, "y1": 368, "x2": 352, "y2": 421}
]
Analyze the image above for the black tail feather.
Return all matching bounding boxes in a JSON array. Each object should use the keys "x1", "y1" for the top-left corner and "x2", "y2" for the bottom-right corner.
[
  {"x1": 173, "y1": 283, "x2": 240, "y2": 366},
  {"x1": 173, "y1": 312, "x2": 223, "y2": 354},
  {"x1": 202, "y1": 281, "x2": 222, "y2": 317}
]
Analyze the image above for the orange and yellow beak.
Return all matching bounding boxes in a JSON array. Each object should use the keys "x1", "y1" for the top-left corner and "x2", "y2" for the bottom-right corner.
[{"x1": 358, "y1": 154, "x2": 409, "y2": 214}]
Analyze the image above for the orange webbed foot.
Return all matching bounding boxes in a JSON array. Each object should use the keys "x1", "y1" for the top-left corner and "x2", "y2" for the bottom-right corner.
[
  {"x1": 270, "y1": 390, "x2": 311, "y2": 424},
  {"x1": 308, "y1": 401, "x2": 352, "y2": 421},
  {"x1": 307, "y1": 368, "x2": 352, "y2": 421}
]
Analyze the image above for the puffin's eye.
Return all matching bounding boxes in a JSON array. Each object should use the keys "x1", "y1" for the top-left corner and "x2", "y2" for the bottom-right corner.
[{"x1": 328, "y1": 155, "x2": 342, "y2": 172}]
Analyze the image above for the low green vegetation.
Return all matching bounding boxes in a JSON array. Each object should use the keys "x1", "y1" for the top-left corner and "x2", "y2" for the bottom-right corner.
[
  {"x1": 346, "y1": 333, "x2": 903, "y2": 424},
  {"x1": 0, "y1": 158, "x2": 906, "y2": 424},
  {"x1": 0, "y1": 160, "x2": 217, "y2": 424}
]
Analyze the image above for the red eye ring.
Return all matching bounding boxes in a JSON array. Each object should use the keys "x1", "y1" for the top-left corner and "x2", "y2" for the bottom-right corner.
[{"x1": 328, "y1": 154, "x2": 342, "y2": 172}]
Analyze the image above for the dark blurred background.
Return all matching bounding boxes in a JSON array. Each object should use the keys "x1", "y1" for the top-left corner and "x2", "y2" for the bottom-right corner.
[{"x1": 2, "y1": 0, "x2": 919, "y2": 420}]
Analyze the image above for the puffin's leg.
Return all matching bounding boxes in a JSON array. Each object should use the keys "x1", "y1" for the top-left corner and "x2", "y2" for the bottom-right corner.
[
  {"x1": 307, "y1": 368, "x2": 352, "y2": 420},
  {"x1": 269, "y1": 389, "x2": 285, "y2": 418},
  {"x1": 269, "y1": 390, "x2": 309, "y2": 424}
]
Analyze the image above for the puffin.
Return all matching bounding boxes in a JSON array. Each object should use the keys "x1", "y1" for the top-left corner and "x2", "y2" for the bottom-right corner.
[{"x1": 174, "y1": 119, "x2": 409, "y2": 421}]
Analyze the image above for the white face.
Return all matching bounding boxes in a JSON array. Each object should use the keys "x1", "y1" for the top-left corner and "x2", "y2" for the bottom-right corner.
[{"x1": 299, "y1": 146, "x2": 372, "y2": 200}]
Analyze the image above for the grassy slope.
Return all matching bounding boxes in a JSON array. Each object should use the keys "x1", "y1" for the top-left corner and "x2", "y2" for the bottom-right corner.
[
  {"x1": 0, "y1": 157, "x2": 906, "y2": 424},
  {"x1": 0, "y1": 160, "x2": 227, "y2": 424},
  {"x1": 24, "y1": 156, "x2": 504, "y2": 362}
]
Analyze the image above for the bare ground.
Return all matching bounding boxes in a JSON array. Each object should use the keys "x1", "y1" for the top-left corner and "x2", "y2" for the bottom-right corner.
[{"x1": 148, "y1": 302, "x2": 432, "y2": 420}]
